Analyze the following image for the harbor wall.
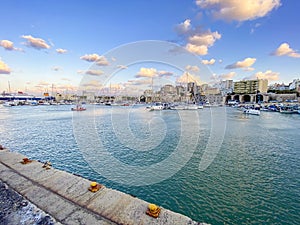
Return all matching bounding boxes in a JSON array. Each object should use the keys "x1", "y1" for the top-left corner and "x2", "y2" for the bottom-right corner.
[{"x1": 0, "y1": 148, "x2": 208, "y2": 225}]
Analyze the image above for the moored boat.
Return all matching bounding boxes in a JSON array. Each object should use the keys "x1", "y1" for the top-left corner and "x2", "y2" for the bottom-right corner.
[
  {"x1": 71, "y1": 104, "x2": 86, "y2": 111},
  {"x1": 243, "y1": 109, "x2": 260, "y2": 115},
  {"x1": 279, "y1": 106, "x2": 298, "y2": 114}
]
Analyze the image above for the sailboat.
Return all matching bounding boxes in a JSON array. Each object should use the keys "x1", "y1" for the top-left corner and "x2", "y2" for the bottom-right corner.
[{"x1": 173, "y1": 72, "x2": 201, "y2": 110}]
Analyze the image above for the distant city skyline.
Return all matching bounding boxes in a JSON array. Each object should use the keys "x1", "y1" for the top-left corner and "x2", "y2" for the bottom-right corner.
[{"x1": 1, "y1": 0, "x2": 299, "y2": 95}]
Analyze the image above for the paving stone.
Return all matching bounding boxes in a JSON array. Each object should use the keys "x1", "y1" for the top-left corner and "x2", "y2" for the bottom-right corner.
[{"x1": 0, "y1": 151, "x2": 208, "y2": 225}]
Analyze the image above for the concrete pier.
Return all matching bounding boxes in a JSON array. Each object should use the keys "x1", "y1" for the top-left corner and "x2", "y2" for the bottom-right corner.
[{"x1": 0, "y1": 149, "x2": 208, "y2": 225}]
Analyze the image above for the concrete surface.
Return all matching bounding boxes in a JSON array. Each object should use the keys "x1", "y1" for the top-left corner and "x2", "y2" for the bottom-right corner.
[{"x1": 0, "y1": 149, "x2": 208, "y2": 225}]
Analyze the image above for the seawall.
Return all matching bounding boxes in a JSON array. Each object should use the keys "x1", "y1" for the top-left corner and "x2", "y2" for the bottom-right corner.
[{"x1": 0, "y1": 148, "x2": 208, "y2": 225}]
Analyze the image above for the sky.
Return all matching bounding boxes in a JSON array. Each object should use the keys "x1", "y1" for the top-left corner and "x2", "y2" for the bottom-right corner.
[{"x1": 0, "y1": 0, "x2": 299, "y2": 96}]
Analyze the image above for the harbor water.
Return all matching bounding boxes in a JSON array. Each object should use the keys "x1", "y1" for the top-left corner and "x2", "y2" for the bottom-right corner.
[{"x1": 0, "y1": 105, "x2": 299, "y2": 224}]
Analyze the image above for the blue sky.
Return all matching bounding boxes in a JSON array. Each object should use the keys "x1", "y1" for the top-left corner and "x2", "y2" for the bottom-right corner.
[{"x1": 0, "y1": 0, "x2": 299, "y2": 95}]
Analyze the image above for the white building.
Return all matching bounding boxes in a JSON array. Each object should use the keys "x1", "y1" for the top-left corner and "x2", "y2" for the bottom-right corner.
[{"x1": 289, "y1": 79, "x2": 300, "y2": 92}]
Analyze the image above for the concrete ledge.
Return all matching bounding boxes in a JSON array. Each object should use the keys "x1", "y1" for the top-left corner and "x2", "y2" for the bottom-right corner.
[{"x1": 0, "y1": 149, "x2": 208, "y2": 225}]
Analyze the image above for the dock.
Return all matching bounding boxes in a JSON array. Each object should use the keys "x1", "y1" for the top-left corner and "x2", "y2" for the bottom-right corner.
[{"x1": 0, "y1": 148, "x2": 208, "y2": 225}]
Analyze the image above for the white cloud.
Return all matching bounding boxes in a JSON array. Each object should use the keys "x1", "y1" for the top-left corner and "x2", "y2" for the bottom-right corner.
[
  {"x1": 136, "y1": 67, "x2": 158, "y2": 78},
  {"x1": 81, "y1": 80, "x2": 103, "y2": 88},
  {"x1": 273, "y1": 43, "x2": 300, "y2": 58},
  {"x1": 185, "y1": 43, "x2": 208, "y2": 55},
  {"x1": 127, "y1": 78, "x2": 152, "y2": 86},
  {"x1": 254, "y1": 70, "x2": 279, "y2": 81},
  {"x1": 175, "y1": 19, "x2": 192, "y2": 34},
  {"x1": 196, "y1": 0, "x2": 281, "y2": 21},
  {"x1": 117, "y1": 65, "x2": 128, "y2": 69},
  {"x1": 158, "y1": 70, "x2": 173, "y2": 77},
  {"x1": 185, "y1": 65, "x2": 200, "y2": 72},
  {"x1": 109, "y1": 83, "x2": 124, "y2": 90},
  {"x1": 0, "y1": 40, "x2": 23, "y2": 52},
  {"x1": 185, "y1": 30, "x2": 221, "y2": 55},
  {"x1": 77, "y1": 70, "x2": 85, "y2": 74},
  {"x1": 56, "y1": 83, "x2": 77, "y2": 91},
  {"x1": 21, "y1": 35, "x2": 50, "y2": 49},
  {"x1": 135, "y1": 67, "x2": 173, "y2": 78},
  {"x1": 174, "y1": 19, "x2": 221, "y2": 56},
  {"x1": 80, "y1": 54, "x2": 109, "y2": 65},
  {"x1": 221, "y1": 71, "x2": 236, "y2": 80},
  {"x1": 85, "y1": 70, "x2": 104, "y2": 76},
  {"x1": 189, "y1": 31, "x2": 221, "y2": 46},
  {"x1": 226, "y1": 57, "x2": 256, "y2": 69},
  {"x1": 0, "y1": 40, "x2": 14, "y2": 50},
  {"x1": 176, "y1": 72, "x2": 203, "y2": 85},
  {"x1": 211, "y1": 72, "x2": 236, "y2": 82},
  {"x1": 80, "y1": 53, "x2": 101, "y2": 62},
  {"x1": 0, "y1": 60, "x2": 11, "y2": 74},
  {"x1": 56, "y1": 48, "x2": 67, "y2": 54},
  {"x1": 202, "y1": 58, "x2": 216, "y2": 65}
]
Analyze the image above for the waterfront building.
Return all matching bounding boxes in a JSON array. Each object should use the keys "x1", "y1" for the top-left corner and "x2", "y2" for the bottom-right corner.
[
  {"x1": 144, "y1": 89, "x2": 153, "y2": 103},
  {"x1": 161, "y1": 84, "x2": 178, "y2": 102},
  {"x1": 161, "y1": 84, "x2": 176, "y2": 94},
  {"x1": 205, "y1": 94, "x2": 224, "y2": 105},
  {"x1": 81, "y1": 91, "x2": 95, "y2": 102},
  {"x1": 200, "y1": 84, "x2": 209, "y2": 92},
  {"x1": 289, "y1": 79, "x2": 300, "y2": 92},
  {"x1": 268, "y1": 83, "x2": 289, "y2": 91},
  {"x1": 204, "y1": 87, "x2": 220, "y2": 95},
  {"x1": 234, "y1": 79, "x2": 268, "y2": 94},
  {"x1": 219, "y1": 80, "x2": 234, "y2": 95}
]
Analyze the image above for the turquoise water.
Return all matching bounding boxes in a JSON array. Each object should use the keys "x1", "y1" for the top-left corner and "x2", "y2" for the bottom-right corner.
[{"x1": 0, "y1": 105, "x2": 299, "y2": 224}]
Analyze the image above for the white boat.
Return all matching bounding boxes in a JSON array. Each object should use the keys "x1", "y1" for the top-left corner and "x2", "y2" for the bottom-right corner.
[
  {"x1": 279, "y1": 106, "x2": 297, "y2": 114},
  {"x1": 172, "y1": 103, "x2": 200, "y2": 110},
  {"x1": 243, "y1": 109, "x2": 260, "y2": 115},
  {"x1": 71, "y1": 104, "x2": 86, "y2": 111},
  {"x1": 147, "y1": 102, "x2": 164, "y2": 111},
  {"x1": 3, "y1": 101, "x2": 13, "y2": 107},
  {"x1": 27, "y1": 100, "x2": 38, "y2": 106}
]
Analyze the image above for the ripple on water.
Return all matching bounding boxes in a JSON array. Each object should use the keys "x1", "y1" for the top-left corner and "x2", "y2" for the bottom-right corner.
[{"x1": 0, "y1": 106, "x2": 299, "y2": 224}]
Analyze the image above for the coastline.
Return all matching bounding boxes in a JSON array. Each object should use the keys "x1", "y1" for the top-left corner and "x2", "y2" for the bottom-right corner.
[{"x1": 0, "y1": 148, "x2": 208, "y2": 225}]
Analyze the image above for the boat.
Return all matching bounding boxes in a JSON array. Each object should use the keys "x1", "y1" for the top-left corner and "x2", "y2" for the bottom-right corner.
[
  {"x1": 0, "y1": 91, "x2": 41, "y2": 102},
  {"x1": 71, "y1": 104, "x2": 86, "y2": 111},
  {"x1": 3, "y1": 101, "x2": 14, "y2": 107},
  {"x1": 243, "y1": 109, "x2": 260, "y2": 115},
  {"x1": 171, "y1": 103, "x2": 200, "y2": 110},
  {"x1": 147, "y1": 102, "x2": 164, "y2": 111},
  {"x1": 279, "y1": 106, "x2": 297, "y2": 114}
]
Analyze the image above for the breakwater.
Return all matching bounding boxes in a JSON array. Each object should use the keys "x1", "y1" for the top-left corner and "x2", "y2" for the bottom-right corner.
[{"x1": 0, "y1": 148, "x2": 207, "y2": 225}]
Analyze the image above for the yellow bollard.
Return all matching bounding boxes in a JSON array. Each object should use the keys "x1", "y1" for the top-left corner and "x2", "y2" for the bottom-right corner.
[
  {"x1": 146, "y1": 203, "x2": 161, "y2": 218},
  {"x1": 88, "y1": 181, "x2": 102, "y2": 192}
]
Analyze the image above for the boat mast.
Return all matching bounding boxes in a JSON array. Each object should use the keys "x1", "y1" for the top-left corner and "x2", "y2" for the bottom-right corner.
[{"x1": 8, "y1": 81, "x2": 11, "y2": 93}]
